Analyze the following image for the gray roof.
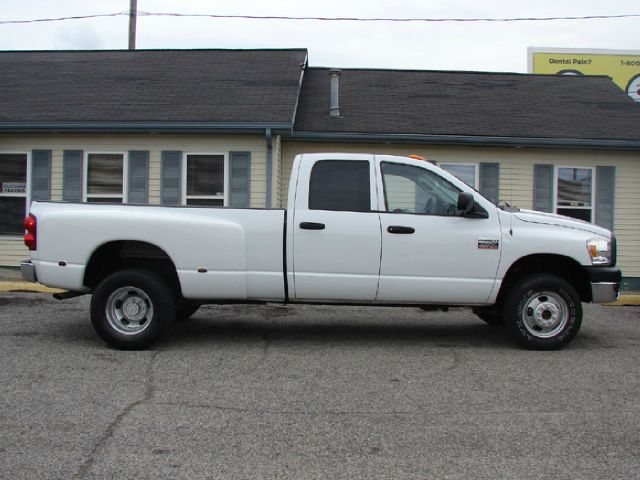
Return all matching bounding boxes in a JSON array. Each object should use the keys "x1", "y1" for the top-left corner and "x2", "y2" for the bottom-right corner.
[
  {"x1": 0, "y1": 49, "x2": 307, "y2": 127},
  {"x1": 1, "y1": 50, "x2": 639, "y2": 147},
  {"x1": 294, "y1": 68, "x2": 640, "y2": 144}
]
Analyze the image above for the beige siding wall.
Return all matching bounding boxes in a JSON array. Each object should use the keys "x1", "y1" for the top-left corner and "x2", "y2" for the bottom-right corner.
[
  {"x1": 385, "y1": 175, "x2": 417, "y2": 211},
  {"x1": 2, "y1": 134, "x2": 638, "y2": 276},
  {"x1": 0, "y1": 134, "x2": 268, "y2": 266},
  {"x1": 0, "y1": 237, "x2": 27, "y2": 267},
  {"x1": 282, "y1": 142, "x2": 640, "y2": 278}
]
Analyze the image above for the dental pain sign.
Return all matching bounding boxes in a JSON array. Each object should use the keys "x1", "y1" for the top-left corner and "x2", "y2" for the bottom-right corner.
[{"x1": 528, "y1": 48, "x2": 640, "y2": 102}]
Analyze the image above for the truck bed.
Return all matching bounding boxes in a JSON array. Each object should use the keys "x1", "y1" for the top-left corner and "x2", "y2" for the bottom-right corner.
[{"x1": 28, "y1": 202, "x2": 287, "y2": 300}]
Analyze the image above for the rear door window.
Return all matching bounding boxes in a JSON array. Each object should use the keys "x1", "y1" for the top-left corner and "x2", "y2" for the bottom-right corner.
[{"x1": 309, "y1": 160, "x2": 371, "y2": 212}]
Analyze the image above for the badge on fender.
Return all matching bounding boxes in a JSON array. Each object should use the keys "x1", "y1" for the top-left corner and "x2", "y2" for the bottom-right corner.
[{"x1": 478, "y1": 239, "x2": 499, "y2": 250}]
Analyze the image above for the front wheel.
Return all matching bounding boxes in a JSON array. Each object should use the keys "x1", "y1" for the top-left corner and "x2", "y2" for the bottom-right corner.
[
  {"x1": 503, "y1": 274, "x2": 582, "y2": 350},
  {"x1": 90, "y1": 269, "x2": 176, "y2": 350}
]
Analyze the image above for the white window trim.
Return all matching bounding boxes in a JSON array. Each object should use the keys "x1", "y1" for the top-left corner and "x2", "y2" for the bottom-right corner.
[
  {"x1": 0, "y1": 151, "x2": 31, "y2": 237},
  {"x1": 439, "y1": 162, "x2": 479, "y2": 189},
  {"x1": 182, "y1": 152, "x2": 229, "y2": 206},
  {"x1": 83, "y1": 152, "x2": 128, "y2": 203},
  {"x1": 553, "y1": 165, "x2": 596, "y2": 218}
]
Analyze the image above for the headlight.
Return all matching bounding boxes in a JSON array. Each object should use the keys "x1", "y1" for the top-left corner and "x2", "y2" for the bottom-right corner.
[{"x1": 586, "y1": 238, "x2": 612, "y2": 265}]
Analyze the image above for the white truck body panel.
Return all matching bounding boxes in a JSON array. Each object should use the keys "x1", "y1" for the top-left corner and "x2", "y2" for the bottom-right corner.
[{"x1": 29, "y1": 203, "x2": 286, "y2": 300}]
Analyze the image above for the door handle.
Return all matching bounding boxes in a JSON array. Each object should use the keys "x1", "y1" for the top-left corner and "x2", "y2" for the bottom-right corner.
[
  {"x1": 300, "y1": 222, "x2": 326, "y2": 230},
  {"x1": 387, "y1": 226, "x2": 415, "y2": 234}
]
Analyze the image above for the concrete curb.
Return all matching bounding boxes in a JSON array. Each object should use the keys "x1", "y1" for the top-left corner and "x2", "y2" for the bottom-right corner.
[
  {"x1": 0, "y1": 282, "x2": 64, "y2": 294},
  {"x1": 604, "y1": 295, "x2": 640, "y2": 307}
]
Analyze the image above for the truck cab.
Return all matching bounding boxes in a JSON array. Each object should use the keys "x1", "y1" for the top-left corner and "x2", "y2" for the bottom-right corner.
[{"x1": 288, "y1": 153, "x2": 502, "y2": 305}]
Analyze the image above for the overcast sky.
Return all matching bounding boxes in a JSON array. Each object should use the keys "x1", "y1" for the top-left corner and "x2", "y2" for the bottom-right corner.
[{"x1": 1, "y1": 0, "x2": 638, "y2": 72}]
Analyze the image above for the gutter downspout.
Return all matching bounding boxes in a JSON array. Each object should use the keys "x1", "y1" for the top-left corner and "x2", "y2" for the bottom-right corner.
[{"x1": 266, "y1": 128, "x2": 273, "y2": 208}]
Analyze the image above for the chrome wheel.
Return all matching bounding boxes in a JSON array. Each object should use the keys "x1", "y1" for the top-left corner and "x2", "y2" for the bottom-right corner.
[
  {"x1": 521, "y1": 291, "x2": 568, "y2": 338},
  {"x1": 105, "y1": 286, "x2": 154, "y2": 335}
]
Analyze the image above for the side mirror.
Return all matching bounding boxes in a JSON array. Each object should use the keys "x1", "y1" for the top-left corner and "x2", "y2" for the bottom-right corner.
[
  {"x1": 457, "y1": 192, "x2": 489, "y2": 219},
  {"x1": 457, "y1": 192, "x2": 474, "y2": 214}
]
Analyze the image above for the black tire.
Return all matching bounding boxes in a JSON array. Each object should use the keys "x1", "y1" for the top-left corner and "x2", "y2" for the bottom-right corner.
[
  {"x1": 176, "y1": 300, "x2": 201, "y2": 321},
  {"x1": 503, "y1": 274, "x2": 582, "y2": 350},
  {"x1": 472, "y1": 306, "x2": 503, "y2": 326},
  {"x1": 90, "y1": 269, "x2": 176, "y2": 350}
]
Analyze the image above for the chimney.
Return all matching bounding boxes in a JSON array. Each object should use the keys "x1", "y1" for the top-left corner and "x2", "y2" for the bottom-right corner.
[{"x1": 328, "y1": 69, "x2": 341, "y2": 117}]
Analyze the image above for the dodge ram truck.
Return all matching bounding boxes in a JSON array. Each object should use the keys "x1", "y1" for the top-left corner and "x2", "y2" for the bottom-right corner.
[{"x1": 21, "y1": 153, "x2": 621, "y2": 350}]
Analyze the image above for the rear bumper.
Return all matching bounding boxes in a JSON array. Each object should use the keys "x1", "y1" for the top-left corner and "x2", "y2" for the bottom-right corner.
[
  {"x1": 585, "y1": 266, "x2": 621, "y2": 303},
  {"x1": 20, "y1": 261, "x2": 37, "y2": 283}
]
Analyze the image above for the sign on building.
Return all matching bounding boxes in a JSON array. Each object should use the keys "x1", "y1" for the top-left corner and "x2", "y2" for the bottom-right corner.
[
  {"x1": 528, "y1": 48, "x2": 640, "y2": 102},
  {"x1": 1, "y1": 182, "x2": 26, "y2": 194}
]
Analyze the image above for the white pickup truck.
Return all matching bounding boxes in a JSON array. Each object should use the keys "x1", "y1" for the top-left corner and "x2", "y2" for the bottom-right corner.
[{"x1": 21, "y1": 153, "x2": 621, "y2": 350}]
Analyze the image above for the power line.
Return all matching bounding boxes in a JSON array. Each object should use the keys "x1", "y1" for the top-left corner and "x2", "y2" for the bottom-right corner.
[
  {"x1": 0, "y1": 12, "x2": 125, "y2": 25},
  {"x1": 1, "y1": 11, "x2": 640, "y2": 25},
  {"x1": 141, "y1": 12, "x2": 640, "y2": 23}
]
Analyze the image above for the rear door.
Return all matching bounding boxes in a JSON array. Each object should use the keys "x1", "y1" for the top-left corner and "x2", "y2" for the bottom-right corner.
[{"x1": 291, "y1": 155, "x2": 382, "y2": 302}]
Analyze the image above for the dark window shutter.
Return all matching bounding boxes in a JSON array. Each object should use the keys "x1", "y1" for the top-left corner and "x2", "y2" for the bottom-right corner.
[
  {"x1": 479, "y1": 163, "x2": 499, "y2": 203},
  {"x1": 595, "y1": 166, "x2": 615, "y2": 231},
  {"x1": 63, "y1": 150, "x2": 83, "y2": 202},
  {"x1": 161, "y1": 151, "x2": 182, "y2": 205},
  {"x1": 128, "y1": 150, "x2": 149, "y2": 204},
  {"x1": 229, "y1": 151, "x2": 251, "y2": 208},
  {"x1": 31, "y1": 149, "x2": 52, "y2": 201},
  {"x1": 533, "y1": 164, "x2": 554, "y2": 213}
]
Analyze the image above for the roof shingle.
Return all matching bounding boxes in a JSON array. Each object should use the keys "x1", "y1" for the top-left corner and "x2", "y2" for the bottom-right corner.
[
  {"x1": 294, "y1": 68, "x2": 640, "y2": 142},
  {"x1": 0, "y1": 49, "x2": 307, "y2": 125}
]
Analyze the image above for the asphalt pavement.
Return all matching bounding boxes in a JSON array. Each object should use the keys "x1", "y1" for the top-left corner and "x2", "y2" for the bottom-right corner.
[{"x1": 1, "y1": 292, "x2": 639, "y2": 479}]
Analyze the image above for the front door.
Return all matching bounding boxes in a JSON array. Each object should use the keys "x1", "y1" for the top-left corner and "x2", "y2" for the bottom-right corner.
[
  {"x1": 291, "y1": 155, "x2": 381, "y2": 302},
  {"x1": 376, "y1": 159, "x2": 502, "y2": 304}
]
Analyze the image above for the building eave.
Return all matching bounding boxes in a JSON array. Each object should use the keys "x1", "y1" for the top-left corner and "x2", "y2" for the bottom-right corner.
[
  {"x1": 287, "y1": 131, "x2": 640, "y2": 151},
  {"x1": 0, "y1": 122, "x2": 293, "y2": 135}
]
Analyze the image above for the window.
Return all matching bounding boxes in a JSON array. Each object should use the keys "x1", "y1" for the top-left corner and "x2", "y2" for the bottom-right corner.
[
  {"x1": 185, "y1": 154, "x2": 226, "y2": 206},
  {"x1": 309, "y1": 160, "x2": 370, "y2": 212},
  {"x1": 440, "y1": 163, "x2": 478, "y2": 188},
  {"x1": 86, "y1": 153, "x2": 125, "y2": 203},
  {"x1": 381, "y1": 162, "x2": 461, "y2": 215},
  {"x1": 556, "y1": 167, "x2": 593, "y2": 222},
  {"x1": 0, "y1": 153, "x2": 28, "y2": 234}
]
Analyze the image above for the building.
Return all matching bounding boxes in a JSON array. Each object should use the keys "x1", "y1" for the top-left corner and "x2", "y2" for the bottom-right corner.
[{"x1": 1, "y1": 49, "x2": 640, "y2": 288}]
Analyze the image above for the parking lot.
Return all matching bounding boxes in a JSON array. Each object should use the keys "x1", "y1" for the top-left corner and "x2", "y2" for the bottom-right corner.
[{"x1": 1, "y1": 292, "x2": 639, "y2": 479}]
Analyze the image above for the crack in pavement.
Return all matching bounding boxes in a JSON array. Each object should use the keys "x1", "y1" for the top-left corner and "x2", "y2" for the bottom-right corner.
[
  {"x1": 72, "y1": 350, "x2": 159, "y2": 480},
  {"x1": 151, "y1": 400, "x2": 640, "y2": 418}
]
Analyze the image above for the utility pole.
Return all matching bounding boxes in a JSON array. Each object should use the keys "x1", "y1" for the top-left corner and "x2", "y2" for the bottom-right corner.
[{"x1": 128, "y1": 0, "x2": 137, "y2": 50}]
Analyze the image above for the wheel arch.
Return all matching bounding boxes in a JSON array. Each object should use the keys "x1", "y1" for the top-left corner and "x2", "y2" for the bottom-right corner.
[
  {"x1": 497, "y1": 254, "x2": 591, "y2": 304},
  {"x1": 83, "y1": 240, "x2": 181, "y2": 295}
]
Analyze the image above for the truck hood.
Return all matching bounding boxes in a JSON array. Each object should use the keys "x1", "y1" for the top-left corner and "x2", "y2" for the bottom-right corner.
[{"x1": 513, "y1": 209, "x2": 611, "y2": 237}]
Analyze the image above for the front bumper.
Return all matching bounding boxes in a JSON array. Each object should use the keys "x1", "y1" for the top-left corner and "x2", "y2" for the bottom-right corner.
[
  {"x1": 20, "y1": 260, "x2": 37, "y2": 283},
  {"x1": 585, "y1": 266, "x2": 621, "y2": 303}
]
